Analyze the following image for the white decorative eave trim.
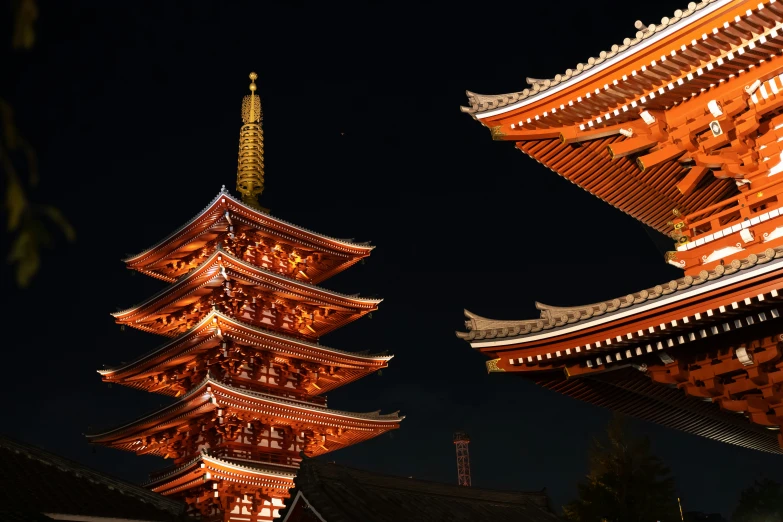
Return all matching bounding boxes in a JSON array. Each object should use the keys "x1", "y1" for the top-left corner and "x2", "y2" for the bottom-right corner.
[
  {"x1": 87, "y1": 376, "x2": 215, "y2": 438},
  {"x1": 113, "y1": 246, "x2": 382, "y2": 317},
  {"x1": 124, "y1": 188, "x2": 374, "y2": 264},
  {"x1": 508, "y1": 294, "x2": 780, "y2": 368},
  {"x1": 202, "y1": 453, "x2": 298, "y2": 479},
  {"x1": 471, "y1": 256, "x2": 783, "y2": 348},
  {"x1": 144, "y1": 450, "x2": 297, "y2": 487},
  {"x1": 677, "y1": 205, "x2": 783, "y2": 253},
  {"x1": 99, "y1": 309, "x2": 393, "y2": 375},
  {"x1": 475, "y1": 0, "x2": 733, "y2": 119},
  {"x1": 209, "y1": 378, "x2": 404, "y2": 423},
  {"x1": 90, "y1": 375, "x2": 402, "y2": 440}
]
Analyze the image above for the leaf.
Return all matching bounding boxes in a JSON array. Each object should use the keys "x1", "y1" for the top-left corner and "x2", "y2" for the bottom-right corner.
[
  {"x1": 30, "y1": 216, "x2": 52, "y2": 248},
  {"x1": 39, "y1": 204, "x2": 75, "y2": 241},
  {"x1": 8, "y1": 229, "x2": 39, "y2": 287},
  {"x1": 7, "y1": 229, "x2": 30, "y2": 262},
  {"x1": 11, "y1": 0, "x2": 39, "y2": 50},
  {"x1": 5, "y1": 171, "x2": 27, "y2": 232}
]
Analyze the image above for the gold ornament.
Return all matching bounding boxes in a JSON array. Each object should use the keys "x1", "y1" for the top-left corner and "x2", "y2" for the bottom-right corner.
[
  {"x1": 489, "y1": 126, "x2": 506, "y2": 140},
  {"x1": 236, "y1": 72, "x2": 268, "y2": 212},
  {"x1": 485, "y1": 358, "x2": 505, "y2": 373}
]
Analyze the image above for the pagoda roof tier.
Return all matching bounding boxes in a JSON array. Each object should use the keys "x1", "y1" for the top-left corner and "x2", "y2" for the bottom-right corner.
[
  {"x1": 124, "y1": 188, "x2": 373, "y2": 284},
  {"x1": 87, "y1": 376, "x2": 403, "y2": 458},
  {"x1": 113, "y1": 248, "x2": 380, "y2": 340},
  {"x1": 459, "y1": 0, "x2": 783, "y2": 233},
  {"x1": 146, "y1": 449, "x2": 296, "y2": 492},
  {"x1": 458, "y1": 245, "x2": 783, "y2": 357},
  {"x1": 145, "y1": 450, "x2": 295, "y2": 521},
  {"x1": 99, "y1": 310, "x2": 392, "y2": 397}
]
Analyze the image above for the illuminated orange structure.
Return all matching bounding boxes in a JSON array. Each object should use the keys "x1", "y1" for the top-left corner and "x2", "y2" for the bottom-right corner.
[
  {"x1": 459, "y1": 1, "x2": 783, "y2": 453},
  {"x1": 89, "y1": 73, "x2": 402, "y2": 521}
]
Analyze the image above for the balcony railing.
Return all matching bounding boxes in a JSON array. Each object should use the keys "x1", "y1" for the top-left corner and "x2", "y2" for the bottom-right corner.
[{"x1": 682, "y1": 179, "x2": 783, "y2": 242}]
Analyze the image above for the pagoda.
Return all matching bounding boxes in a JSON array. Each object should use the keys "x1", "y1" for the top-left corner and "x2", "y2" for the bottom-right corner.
[
  {"x1": 458, "y1": 0, "x2": 783, "y2": 453},
  {"x1": 89, "y1": 73, "x2": 402, "y2": 521}
]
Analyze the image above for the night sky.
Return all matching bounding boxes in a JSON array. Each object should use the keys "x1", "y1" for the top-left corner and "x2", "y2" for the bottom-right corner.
[{"x1": 3, "y1": 0, "x2": 782, "y2": 518}]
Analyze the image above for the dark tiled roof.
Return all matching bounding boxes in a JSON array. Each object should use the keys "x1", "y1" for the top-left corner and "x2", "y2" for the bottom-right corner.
[
  {"x1": 284, "y1": 457, "x2": 562, "y2": 522},
  {"x1": 0, "y1": 436, "x2": 185, "y2": 521},
  {"x1": 0, "y1": 514, "x2": 55, "y2": 522}
]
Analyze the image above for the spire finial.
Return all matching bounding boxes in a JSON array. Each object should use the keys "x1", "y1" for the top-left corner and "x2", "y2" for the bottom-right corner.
[{"x1": 236, "y1": 71, "x2": 268, "y2": 212}]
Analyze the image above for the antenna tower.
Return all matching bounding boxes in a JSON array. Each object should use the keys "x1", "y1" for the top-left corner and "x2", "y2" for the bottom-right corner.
[{"x1": 453, "y1": 431, "x2": 472, "y2": 487}]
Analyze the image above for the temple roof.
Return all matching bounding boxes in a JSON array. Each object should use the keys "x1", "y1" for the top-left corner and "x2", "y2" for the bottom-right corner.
[
  {"x1": 113, "y1": 247, "x2": 380, "y2": 339},
  {"x1": 457, "y1": 0, "x2": 783, "y2": 233},
  {"x1": 458, "y1": 244, "x2": 783, "y2": 346},
  {"x1": 0, "y1": 435, "x2": 184, "y2": 521},
  {"x1": 536, "y1": 366, "x2": 783, "y2": 455},
  {"x1": 455, "y1": 247, "x2": 783, "y2": 454},
  {"x1": 146, "y1": 449, "x2": 298, "y2": 488},
  {"x1": 461, "y1": 0, "x2": 727, "y2": 117},
  {"x1": 125, "y1": 188, "x2": 373, "y2": 282},
  {"x1": 0, "y1": 514, "x2": 55, "y2": 521},
  {"x1": 144, "y1": 449, "x2": 297, "y2": 505},
  {"x1": 281, "y1": 457, "x2": 560, "y2": 522},
  {"x1": 88, "y1": 376, "x2": 403, "y2": 454},
  {"x1": 100, "y1": 310, "x2": 391, "y2": 394},
  {"x1": 116, "y1": 247, "x2": 380, "y2": 318}
]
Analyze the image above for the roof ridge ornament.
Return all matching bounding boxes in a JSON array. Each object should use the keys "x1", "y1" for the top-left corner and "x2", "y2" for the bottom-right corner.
[{"x1": 236, "y1": 72, "x2": 269, "y2": 213}]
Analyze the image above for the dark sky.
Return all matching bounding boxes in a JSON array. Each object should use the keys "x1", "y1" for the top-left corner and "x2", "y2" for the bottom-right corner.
[{"x1": 3, "y1": 0, "x2": 782, "y2": 518}]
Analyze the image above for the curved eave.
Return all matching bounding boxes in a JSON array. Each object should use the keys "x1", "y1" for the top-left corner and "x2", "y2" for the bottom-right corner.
[
  {"x1": 145, "y1": 450, "x2": 298, "y2": 488},
  {"x1": 99, "y1": 310, "x2": 392, "y2": 379},
  {"x1": 458, "y1": 246, "x2": 783, "y2": 349},
  {"x1": 211, "y1": 379, "x2": 405, "y2": 423},
  {"x1": 87, "y1": 377, "x2": 215, "y2": 441},
  {"x1": 113, "y1": 247, "x2": 381, "y2": 321},
  {"x1": 88, "y1": 377, "x2": 403, "y2": 444},
  {"x1": 463, "y1": 0, "x2": 745, "y2": 120},
  {"x1": 124, "y1": 189, "x2": 373, "y2": 268}
]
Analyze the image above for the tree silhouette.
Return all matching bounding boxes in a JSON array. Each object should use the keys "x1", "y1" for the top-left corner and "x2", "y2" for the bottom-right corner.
[
  {"x1": 732, "y1": 478, "x2": 783, "y2": 522},
  {"x1": 563, "y1": 415, "x2": 680, "y2": 522},
  {"x1": 2, "y1": 0, "x2": 75, "y2": 287}
]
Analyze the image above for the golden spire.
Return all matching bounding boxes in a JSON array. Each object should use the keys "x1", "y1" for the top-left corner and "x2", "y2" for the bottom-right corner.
[{"x1": 236, "y1": 72, "x2": 268, "y2": 212}]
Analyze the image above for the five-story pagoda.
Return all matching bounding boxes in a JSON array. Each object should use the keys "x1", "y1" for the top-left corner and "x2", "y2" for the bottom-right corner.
[{"x1": 88, "y1": 73, "x2": 403, "y2": 521}]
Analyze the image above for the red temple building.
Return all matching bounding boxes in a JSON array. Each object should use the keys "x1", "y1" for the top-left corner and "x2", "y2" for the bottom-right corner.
[
  {"x1": 89, "y1": 73, "x2": 402, "y2": 521},
  {"x1": 458, "y1": 0, "x2": 783, "y2": 453}
]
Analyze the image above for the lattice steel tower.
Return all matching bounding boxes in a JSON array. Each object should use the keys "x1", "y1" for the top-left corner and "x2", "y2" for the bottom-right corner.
[{"x1": 453, "y1": 431, "x2": 472, "y2": 487}]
